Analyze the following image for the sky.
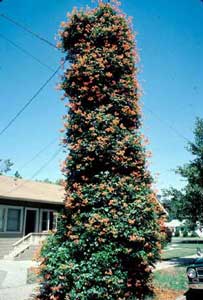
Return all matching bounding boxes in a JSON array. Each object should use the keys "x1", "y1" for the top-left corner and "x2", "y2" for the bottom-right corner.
[{"x1": 0, "y1": 0, "x2": 203, "y2": 193}]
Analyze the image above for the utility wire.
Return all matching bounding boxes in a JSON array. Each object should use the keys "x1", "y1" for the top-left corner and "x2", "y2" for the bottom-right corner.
[
  {"x1": 30, "y1": 146, "x2": 62, "y2": 180},
  {"x1": 0, "y1": 14, "x2": 193, "y2": 180},
  {"x1": 0, "y1": 33, "x2": 55, "y2": 71},
  {"x1": 0, "y1": 65, "x2": 61, "y2": 137},
  {"x1": 144, "y1": 105, "x2": 191, "y2": 144},
  {"x1": 7, "y1": 146, "x2": 63, "y2": 195},
  {"x1": 19, "y1": 137, "x2": 59, "y2": 171},
  {"x1": 0, "y1": 13, "x2": 57, "y2": 49},
  {"x1": 0, "y1": 14, "x2": 192, "y2": 145}
]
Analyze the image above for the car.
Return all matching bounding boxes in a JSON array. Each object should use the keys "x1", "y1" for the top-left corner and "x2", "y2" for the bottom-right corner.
[{"x1": 187, "y1": 256, "x2": 203, "y2": 289}]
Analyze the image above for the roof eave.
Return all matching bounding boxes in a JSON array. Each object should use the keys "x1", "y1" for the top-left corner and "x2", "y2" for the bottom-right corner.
[{"x1": 0, "y1": 194, "x2": 64, "y2": 205}]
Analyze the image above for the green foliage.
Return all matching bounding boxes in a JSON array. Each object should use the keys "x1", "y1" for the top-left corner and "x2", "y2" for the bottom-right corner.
[
  {"x1": 14, "y1": 171, "x2": 22, "y2": 179},
  {"x1": 0, "y1": 159, "x2": 13, "y2": 175},
  {"x1": 161, "y1": 189, "x2": 185, "y2": 221},
  {"x1": 190, "y1": 231, "x2": 198, "y2": 237},
  {"x1": 164, "y1": 228, "x2": 172, "y2": 244},
  {"x1": 174, "y1": 228, "x2": 180, "y2": 237},
  {"x1": 164, "y1": 118, "x2": 203, "y2": 226},
  {"x1": 35, "y1": 178, "x2": 64, "y2": 185},
  {"x1": 182, "y1": 229, "x2": 188, "y2": 238},
  {"x1": 37, "y1": 2, "x2": 163, "y2": 300}
]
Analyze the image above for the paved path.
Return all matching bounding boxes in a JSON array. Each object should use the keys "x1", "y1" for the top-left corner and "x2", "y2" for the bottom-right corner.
[
  {"x1": 0, "y1": 272, "x2": 6, "y2": 289},
  {"x1": 0, "y1": 284, "x2": 38, "y2": 300},
  {"x1": 0, "y1": 260, "x2": 39, "y2": 300}
]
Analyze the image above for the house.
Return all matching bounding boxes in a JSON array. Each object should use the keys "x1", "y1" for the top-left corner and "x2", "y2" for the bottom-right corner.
[
  {"x1": 165, "y1": 219, "x2": 186, "y2": 236},
  {"x1": 0, "y1": 176, "x2": 167, "y2": 239},
  {"x1": 0, "y1": 175, "x2": 64, "y2": 239},
  {"x1": 0, "y1": 175, "x2": 167, "y2": 259}
]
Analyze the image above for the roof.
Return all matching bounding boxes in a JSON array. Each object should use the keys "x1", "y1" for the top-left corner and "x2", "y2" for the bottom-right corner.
[
  {"x1": 0, "y1": 176, "x2": 169, "y2": 211},
  {"x1": 0, "y1": 175, "x2": 64, "y2": 205},
  {"x1": 165, "y1": 219, "x2": 185, "y2": 227}
]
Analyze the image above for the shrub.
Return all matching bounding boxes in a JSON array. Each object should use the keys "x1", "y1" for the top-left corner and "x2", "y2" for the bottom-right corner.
[
  {"x1": 182, "y1": 228, "x2": 188, "y2": 237},
  {"x1": 190, "y1": 231, "x2": 199, "y2": 237},
  {"x1": 174, "y1": 228, "x2": 180, "y2": 237},
  {"x1": 165, "y1": 227, "x2": 172, "y2": 244},
  {"x1": 37, "y1": 2, "x2": 164, "y2": 300}
]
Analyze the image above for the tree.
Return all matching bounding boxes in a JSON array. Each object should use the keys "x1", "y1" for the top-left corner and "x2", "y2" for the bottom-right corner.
[
  {"x1": 0, "y1": 159, "x2": 13, "y2": 175},
  {"x1": 55, "y1": 178, "x2": 64, "y2": 186},
  {"x1": 161, "y1": 189, "x2": 185, "y2": 221},
  {"x1": 38, "y1": 178, "x2": 53, "y2": 184},
  {"x1": 37, "y1": 2, "x2": 164, "y2": 300},
  {"x1": 164, "y1": 118, "x2": 203, "y2": 227},
  {"x1": 14, "y1": 171, "x2": 22, "y2": 179},
  {"x1": 35, "y1": 178, "x2": 64, "y2": 185}
]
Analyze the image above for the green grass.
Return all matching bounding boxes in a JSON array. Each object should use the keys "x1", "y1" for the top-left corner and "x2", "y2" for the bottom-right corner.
[
  {"x1": 153, "y1": 266, "x2": 188, "y2": 291},
  {"x1": 152, "y1": 240, "x2": 198, "y2": 295},
  {"x1": 161, "y1": 242, "x2": 201, "y2": 260}
]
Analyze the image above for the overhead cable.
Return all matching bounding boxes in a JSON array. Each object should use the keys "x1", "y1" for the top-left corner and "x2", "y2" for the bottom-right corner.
[
  {"x1": 0, "y1": 65, "x2": 61, "y2": 137},
  {"x1": 145, "y1": 105, "x2": 191, "y2": 144},
  {"x1": 0, "y1": 13, "x2": 57, "y2": 49},
  {"x1": 19, "y1": 137, "x2": 59, "y2": 171},
  {"x1": 7, "y1": 147, "x2": 63, "y2": 195},
  {"x1": 0, "y1": 32, "x2": 55, "y2": 71}
]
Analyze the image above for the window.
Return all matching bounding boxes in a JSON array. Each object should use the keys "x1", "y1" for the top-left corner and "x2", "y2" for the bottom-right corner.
[
  {"x1": 0, "y1": 205, "x2": 23, "y2": 233},
  {"x1": 6, "y1": 208, "x2": 21, "y2": 232},
  {"x1": 41, "y1": 210, "x2": 56, "y2": 231}
]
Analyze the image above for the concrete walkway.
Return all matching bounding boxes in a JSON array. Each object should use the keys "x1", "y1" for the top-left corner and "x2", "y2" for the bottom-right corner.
[
  {"x1": 0, "y1": 260, "x2": 39, "y2": 300},
  {"x1": 0, "y1": 284, "x2": 38, "y2": 300}
]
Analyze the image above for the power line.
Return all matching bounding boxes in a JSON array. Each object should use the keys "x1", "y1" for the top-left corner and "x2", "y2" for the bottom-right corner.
[
  {"x1": 144, "y1": 104, "x2": 191, "y2": 144},
  {"x1": 0, "y1": 32, "x2": 55, "y2": 71},
  {"x1": 19, "y1": 137, "x2": 59, "y2": 171},
  {"x1": 0, "y1": 65, "x2": 61, "y2": 137},
  {"x1": 30, "y1": 147, "x2": 62, "y2": 180},
  {"x1": 7, "y1": 146, "x2": 63, "y2": 195},
  {"x1": 0, "y1": 13, "x2": 57, "y2": 49}
]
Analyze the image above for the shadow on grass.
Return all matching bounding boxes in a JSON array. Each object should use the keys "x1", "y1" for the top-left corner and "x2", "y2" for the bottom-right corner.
[{"x1": 162, "y1": 257, "x2": 195, "y2": 266}]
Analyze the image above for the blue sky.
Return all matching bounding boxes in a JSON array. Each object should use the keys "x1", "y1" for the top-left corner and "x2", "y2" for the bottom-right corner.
[{"x1": 0, "y1": 0, "x2": 202, "y2": 192}]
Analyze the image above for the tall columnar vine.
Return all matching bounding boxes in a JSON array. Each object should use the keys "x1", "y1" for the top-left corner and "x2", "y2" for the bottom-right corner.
[{"x1": 37, "y1": 2, "x2": 164, "y2": 300}]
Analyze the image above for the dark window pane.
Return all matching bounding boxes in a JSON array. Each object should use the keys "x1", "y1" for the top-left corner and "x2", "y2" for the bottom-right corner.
[
  {"x1": 42, "y1": 211, "x2": 48, "y2": 231},
  {"x1": 49, "y1": 211, "x2": 54, "y2": 230},
  {"x1": 7, "y1": 208, "x2": 21, "y2": 232}
]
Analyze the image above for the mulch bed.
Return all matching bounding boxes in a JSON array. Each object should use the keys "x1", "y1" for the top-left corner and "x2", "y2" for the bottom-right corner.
[{"x1": 154, "y1": 287, "x2": 184, "y2": 300}]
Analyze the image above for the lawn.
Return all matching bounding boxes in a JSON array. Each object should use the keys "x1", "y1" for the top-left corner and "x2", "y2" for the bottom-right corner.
[
  {"x1": 150, "y1": 239, "x2": 199, "y2": 299},
  {"x1": 149, "y1": 266, "x2": 187, "y2": 299},
  {"x1": 161, "y1": 238, "x2": 203, "y2": 260},
  {"x1": 153, "y1": 266, "x2": 187, "y2": 291}
]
